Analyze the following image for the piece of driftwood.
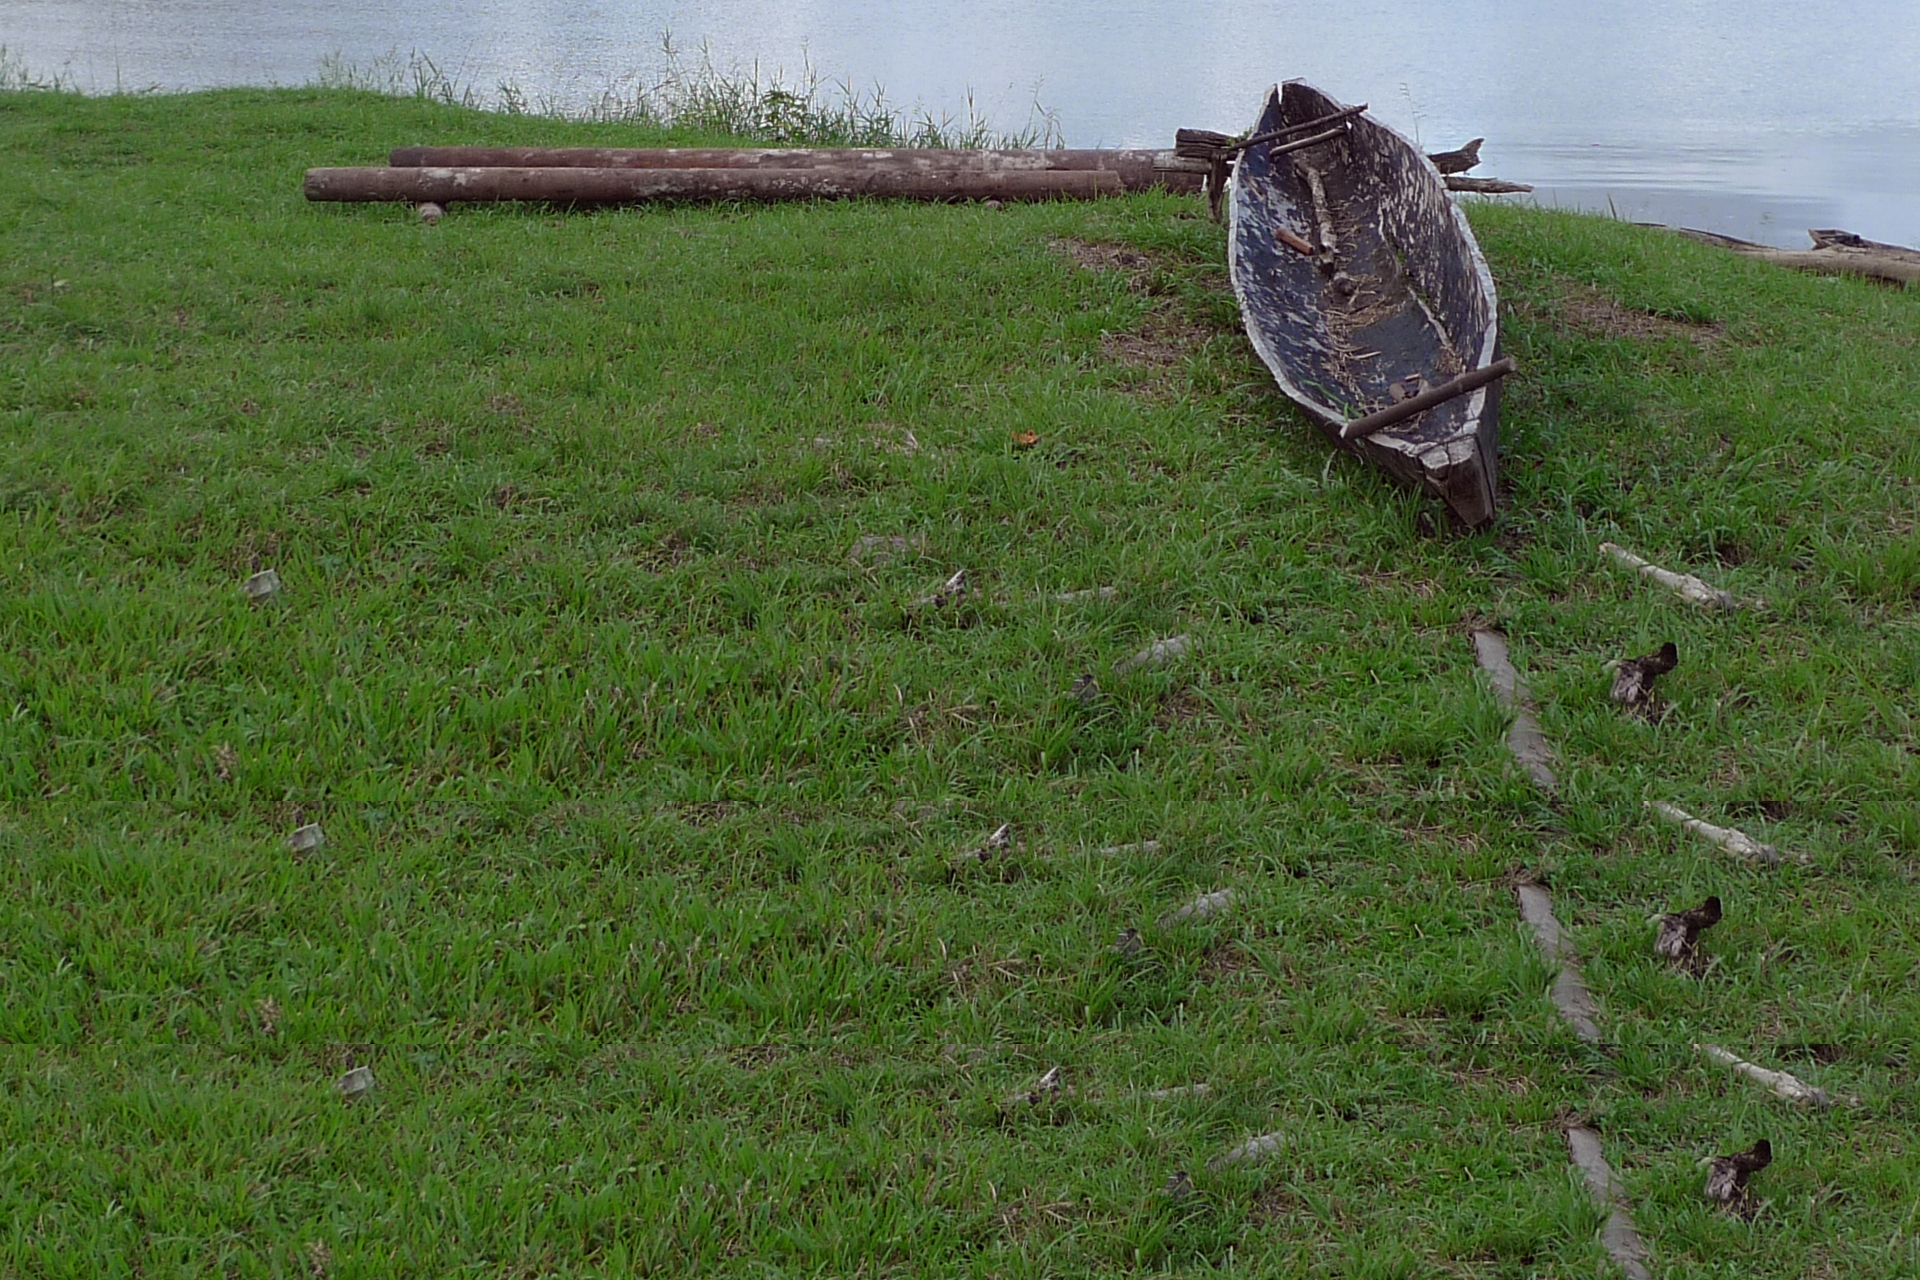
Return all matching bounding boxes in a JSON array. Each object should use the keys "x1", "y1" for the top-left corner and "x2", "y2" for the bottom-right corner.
[
  {"x1": 242, "y1": 568, "x2": 282, "y2": 601},
  {"x1": 1471, "y1": 630, "x2": 1558, "y2": 790},
  {"x1": 1160, "y1": 888, "x2": 1234, "y2": 927},
  {"x1": 1702, "y1": 1138, "x2": 1771, "y2": 1209},
  {"x1": 1444, "y1": 176, "x2": 1532, "y2": 194},
  {"x1": 307, "y1": 165, "x2": 1127, "y2": 205},
  {"x1": 1209, "y1": 1130, "x2": 1284, "y2": 1169},
  {"x1": 1565, "y1": 1126, "x2": 1653, "y2": 1280},
  {"x1": 1598, "y1": 542, "x2": 1738, "y2": 610},
  {"x1": 1661, "y1": 225, "x2": 1920, "y2": 287},
  {"x1": 1697, "y1": 1044, "x2": 1830, "y2": 1107},
  {"x1": 287, "y1": 823, "x2": 326, "y2": 854},
  {"x1": 1113, "y1": 634, "x2": 1192, "y2": 676},
  {"x1": 338, "y1": 1065, "x2": 376, "y2": 1101},
  {"x1": 390, "y1": 145, "x2": 1210, "y2": 192},
  {"x1": 1338, "y1": 358, "x2": 1517, "y2": 441},
  {"x1": 1652, "y1": 896, "x2": 1721, "y2": 974},
  {"x1": 1515, "y1": 883, "x2": 1602, "y2": 1042},
  {"x1": 1647, "y1": 801, "x2": 1790, "y2": 865},
  {"x1": 1609, "y1": 641, "x2": 1678, "y2": 713},
  {"x1": 1427, "y1": 139, "x2": 1483, "y2": 175}
]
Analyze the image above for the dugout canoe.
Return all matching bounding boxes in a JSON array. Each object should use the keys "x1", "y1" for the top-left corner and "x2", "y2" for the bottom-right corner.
[{"x1": 1228, "y1": 82, "x2": 1505, "y2": 527}]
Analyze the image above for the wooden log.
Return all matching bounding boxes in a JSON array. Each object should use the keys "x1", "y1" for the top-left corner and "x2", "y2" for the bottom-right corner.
[
  {"x1": 1339, "y1": 358, "x2": 1517, "y2": 441},
  {"x1": 1598, "y1": 541, "x2": 1740, "y2": 610},
  {"x1": 387, "y1": 146, "x2": 1209, "y2": 192},
  {"x1": 1566, "y1": 1127, "x2": 1654, "y2": 1280},
  {"x1": 306, "y1": 165, "x2": 1127, "y2": 204},
  {"x1": 1471, "y1": 629, "x2": 1558, "y2": 791},
  {"x1": 1660, "y1": 225, "x2": 1920, "y2": 287},
  {"x1": 1696, "y1": 1044, "x2": 1830, "y2": 1107},
  {"x1": 1444, "y1": 176, "x2": 1532, "y2": 194},
  {"x1": 1515, "y1": 883, "x2": 1601, "y2": 1043}
]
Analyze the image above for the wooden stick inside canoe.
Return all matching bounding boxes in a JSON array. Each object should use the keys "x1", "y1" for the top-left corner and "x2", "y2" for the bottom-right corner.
[
  {"x1": 1337, "y1": 357, "x2": 1517, "y2": 441},
  {"x1": 1226, "y1": 103, "x2": 1368, "y2": 154}
]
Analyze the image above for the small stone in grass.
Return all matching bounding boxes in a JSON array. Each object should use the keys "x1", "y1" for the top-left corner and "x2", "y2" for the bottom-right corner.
[
  {"x1": 417, "y1": 202, "x2": 444, "y2": 225},
  {"x1": 287, "y1": 823, "x2": 326, "y2": 854},
  {"x1": 338, "y1": 1065, "x2": 375, "y2": 1101},
  {"x1": 242, "y1": 568, "x2": 282, "y2": 601},
  {"x1": 983, "y1": 199, "x2": 1003, "y2": 211}
]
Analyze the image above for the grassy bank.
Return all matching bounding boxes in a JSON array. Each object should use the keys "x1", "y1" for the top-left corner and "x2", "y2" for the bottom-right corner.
[{"x1": 2, "y1": 85, "x2": 1917, "y2": 1278}]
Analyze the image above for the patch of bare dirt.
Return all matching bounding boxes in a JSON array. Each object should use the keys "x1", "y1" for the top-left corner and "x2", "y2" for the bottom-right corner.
[
  {"x1": 1540, "y1": 278, "x2": 1722, "y2": 346},
  {"x1": 1053, "y1": 238, "x2": 1158, "y2": 289}
]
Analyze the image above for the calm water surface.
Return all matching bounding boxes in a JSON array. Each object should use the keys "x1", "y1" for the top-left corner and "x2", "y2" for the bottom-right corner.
[{"x1": 5, "y1": 0, "x2": 1918, "y2": 248}]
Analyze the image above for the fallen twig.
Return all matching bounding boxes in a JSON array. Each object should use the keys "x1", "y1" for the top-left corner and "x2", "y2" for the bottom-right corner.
[
  {"x1": 1565, "y1": 1126, "x2": 1653, "y2": 1280},
  {"x1": 1159, "y1": 888, "x2": 1234, "y2": 927},
  {"x1": 1696, "y1": 1044, "x2": 1830, "y2": 1107},
  {"x1": 1471, "y1": 630, "x2": 1557, "y2": 790},
  {"x1": 952, "y1": 822, "x2": 1017, "y2": 868},
  {"x1": 912, "y1": 568, "x2": 970, "y2": 611},
  {"x1": 1515, "y1": 883, "x2": 1601, "y2": 1042},
  {"x1": 1006, "y1": 1065, "x2": 1063, "y2": 1107},
  {"x1": 1647, "y1": 801, "x2": 1795, "y2": 865},
  {"x1": 1598, "y1": 542, "x2": 1739, "y2": 610}
]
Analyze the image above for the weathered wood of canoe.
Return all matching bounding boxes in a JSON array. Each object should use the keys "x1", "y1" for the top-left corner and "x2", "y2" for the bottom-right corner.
[
  {"x1": 386, "y1": 146, "x2": 1209, "y2": 192},
  {"x1": 305, "y1": 165, "x2": 1127, "y2": 204},
  {"x1": 1228, "y1": 82, "x2": 1501, "y2": 527}
]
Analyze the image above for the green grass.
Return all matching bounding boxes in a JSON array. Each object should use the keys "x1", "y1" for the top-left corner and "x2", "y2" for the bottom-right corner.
[{"x1": 2, "y1": 84, "x2": 1918, "y2": 1278}]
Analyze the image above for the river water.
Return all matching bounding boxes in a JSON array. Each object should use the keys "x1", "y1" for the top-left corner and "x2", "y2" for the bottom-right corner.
[{"x1": 5, "y1": 0, "x2": 1917, "y2": 249}]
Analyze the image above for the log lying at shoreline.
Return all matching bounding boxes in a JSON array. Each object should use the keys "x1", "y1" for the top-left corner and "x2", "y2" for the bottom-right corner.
[
  {"x1": 1444, "y1": 176, "x2": 1532, "y2": 194},
  {"x1": 1657, "y1": 225, "x2": 1920, "y2": 288},
  {"x1": 306, "y1": 164, "x2": 1133, "y2": 204},
  {"x1": 384, "y1": 146, "x2": 1210, "y2": 191}
]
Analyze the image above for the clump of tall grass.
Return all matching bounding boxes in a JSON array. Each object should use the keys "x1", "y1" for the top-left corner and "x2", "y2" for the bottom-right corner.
[
  {"x1": 315, "y1": 35, "x2": 1063, "y2": 148},
  {"x1": 0, "y1": 45, "x2": 75, "y2": 92}
]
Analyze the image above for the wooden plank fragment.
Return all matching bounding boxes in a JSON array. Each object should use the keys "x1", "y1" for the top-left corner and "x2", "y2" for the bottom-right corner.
[
  {"x1": 1471, "y1": 630, "x2": 1557, "y2": 790},
  {"x1": 1515, "y1": 884, "x2": 1602, "y2": 1042},
  {"x1": 1566, "y1": 1126, "x2": 1654, "y2": 1280}
]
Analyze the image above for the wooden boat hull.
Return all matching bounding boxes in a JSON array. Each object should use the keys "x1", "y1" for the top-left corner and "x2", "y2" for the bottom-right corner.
[{"x1": 1228, "y1": 82, "x2": 1501, "y2": 527}]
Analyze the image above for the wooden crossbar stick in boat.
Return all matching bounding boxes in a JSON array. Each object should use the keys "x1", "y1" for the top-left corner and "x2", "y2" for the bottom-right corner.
[
  {"x1": 1226, "y1": 104, "x2": 1368, "y2": 153},
  {"x1": 1338, "y1": 358, "x2": 1516, "y2": 441}
]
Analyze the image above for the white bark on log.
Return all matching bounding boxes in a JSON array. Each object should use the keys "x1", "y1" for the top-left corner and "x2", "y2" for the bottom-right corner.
[
  {"x1": 1696, "y1": 1044, "x2": 1830, "y2": 1107},
  {"x1": 1647, "y1": 801, "x2": 1795, "y2": 865},
  {"x1": 1598, "y1": 542, "x2": 1739, "y2": 610}
]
